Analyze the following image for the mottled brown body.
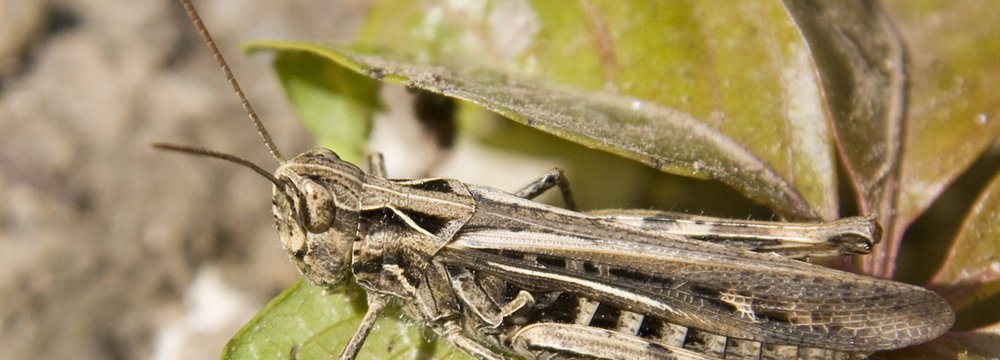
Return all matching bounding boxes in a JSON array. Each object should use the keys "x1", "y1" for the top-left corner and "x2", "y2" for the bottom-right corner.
[{"x1": 321, "y1": 175, "x2": 950, "y2": 359}]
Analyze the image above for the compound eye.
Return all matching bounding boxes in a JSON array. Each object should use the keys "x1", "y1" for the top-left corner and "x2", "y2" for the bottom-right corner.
[{"x1": 297, "y1": 178, "x2": 337, "y2": 233}]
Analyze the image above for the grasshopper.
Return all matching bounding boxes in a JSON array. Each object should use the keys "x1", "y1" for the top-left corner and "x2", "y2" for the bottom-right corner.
[{"x1": 158, "y1": 0, "x2": 954, "y2": 358}]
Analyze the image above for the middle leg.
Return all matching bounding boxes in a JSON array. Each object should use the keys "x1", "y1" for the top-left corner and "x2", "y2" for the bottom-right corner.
[{"x1": 514, "y1": 168, "x2": 577, "y2": 211}]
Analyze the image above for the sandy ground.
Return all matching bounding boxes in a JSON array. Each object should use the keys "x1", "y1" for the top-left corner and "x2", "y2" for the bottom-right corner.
[{"x1": 0, "y1": 0, "x2": 372, "y2": 359}]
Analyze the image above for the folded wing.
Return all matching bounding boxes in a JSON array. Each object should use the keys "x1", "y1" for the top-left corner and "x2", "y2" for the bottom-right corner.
[{"x1": 439, "y1": 228, "x2": 953, "y2": 351}]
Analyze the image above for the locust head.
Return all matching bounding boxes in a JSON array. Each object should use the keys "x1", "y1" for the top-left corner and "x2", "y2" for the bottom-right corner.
[
  {"x1": 154, "y1": 0, "x2": 367, "y2": 290},
  {"x1": 272, "y1": 148, "x2": 364, "y2": 287},
  {"x1": 154, "y1": 143, "x2": 365, "y2": 288}
]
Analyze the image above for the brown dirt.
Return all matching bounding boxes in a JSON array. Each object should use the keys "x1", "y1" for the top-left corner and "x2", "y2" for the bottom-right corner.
[{"x1": 0, "y1": 0, "x2": 370, "y2": 359}]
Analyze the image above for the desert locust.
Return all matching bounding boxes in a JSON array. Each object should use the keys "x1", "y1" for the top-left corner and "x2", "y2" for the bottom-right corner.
[{"x1": 157, "y1": 1, "x2": 955, "y2": 358}]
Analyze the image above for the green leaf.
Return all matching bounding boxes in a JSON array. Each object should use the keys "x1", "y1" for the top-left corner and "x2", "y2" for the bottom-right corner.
[
  {"x1": 783, "y1": 0, "x2": 906, "y2": 208},
  {"x1": 857, "y1": 0, "x2": 1000, "y2": 280},
  {"x1": 782, "y1": 1, "x2": 908, "y2": 276},
  {"x1": 262, "y1": 48, "x2": 382, "y2": 163},
  {"x1": 246, "y1": 40, "x2": 817, "y2": 219},
  {"x1": 885, "y1": 0, "x2": 1000, "y2": 232},
  {"x1": 222, "y1": 280, "x2": 468, "y2": 360},
  {"x1": 929, "y1": 170, "x2": 1000, "y2": 315},
  {"x1": 354, "y1": 0, "x2": 838, "y2": 219}
]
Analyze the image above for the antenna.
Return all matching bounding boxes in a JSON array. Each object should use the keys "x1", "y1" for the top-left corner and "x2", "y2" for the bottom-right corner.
[
  {"x1": 152, "y1": 143, "x2": 286, "y2": 189},
  {"x1": 177, "y1": 0, "x2": 285, "y2": 163}
]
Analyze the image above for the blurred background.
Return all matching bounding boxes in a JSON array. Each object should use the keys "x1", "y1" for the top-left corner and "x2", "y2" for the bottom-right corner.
[{"x1": 0, "y1": 0, "x2": 373, "y2": 358}]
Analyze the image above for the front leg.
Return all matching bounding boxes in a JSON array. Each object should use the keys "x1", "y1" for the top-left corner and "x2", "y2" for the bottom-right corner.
[
  {"x1": 377, "y1": 260, "x2": 506, "y2": 359},
  {"x1": 514, "y1": 168, "x2": 577, "y2": 211}
]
